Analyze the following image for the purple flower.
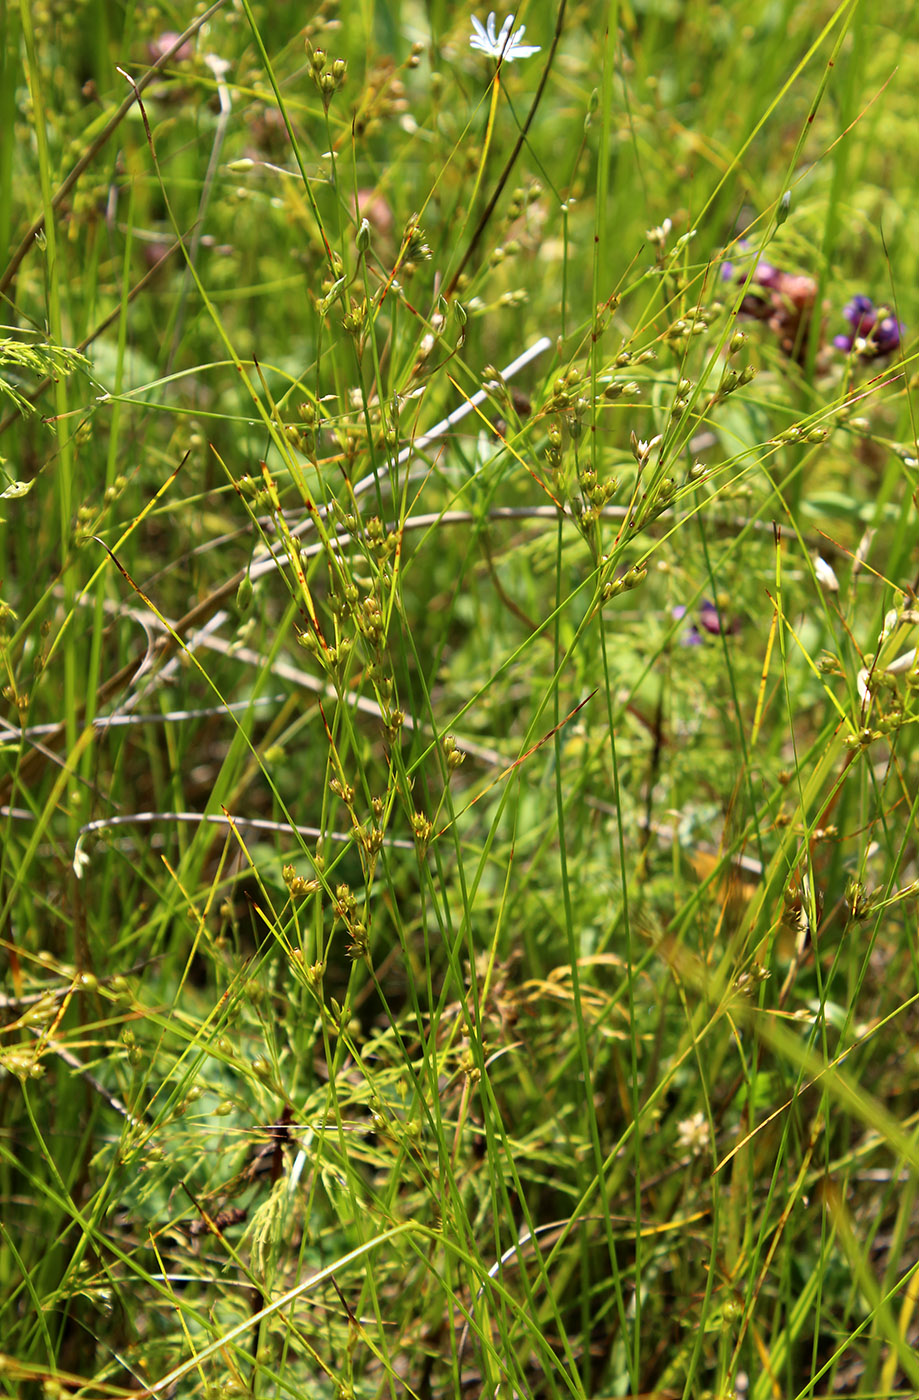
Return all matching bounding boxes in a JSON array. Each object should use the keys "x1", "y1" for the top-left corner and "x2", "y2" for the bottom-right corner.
[
  {"x1": 720, "y1": 244, "x2": 823, "y2": 359},
  {"x1": 673, "y1": 600, "x2": 738, "y2": 646},
  {"x1": 843, "y1": 294, "x2": 876, "y2": 330},
  {"x1": 672, "y1": 604, "x2": 702, "y2": 646},
  {"x1": 834, "y1": 295, "x2": 904, "y2": 358},
  {"x1": 751, "y1": 260, "x2": 781, "y2": 290},
  {"x1": 698, "y1": 599, "x2": 732, "y2": 634},
  {"x1": 875, "y1": 315, "x2": 903, "y2": 354},
  {"x1": 721, "y1": 241, "x2": 782, "y2": 292},
  {"x1": 719, "y1": 237, "x2": 752, "y2": 282}
]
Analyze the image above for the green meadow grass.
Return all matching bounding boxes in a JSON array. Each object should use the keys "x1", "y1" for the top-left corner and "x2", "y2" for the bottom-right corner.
[{"x1": 2, "y1": 0, "x2": 919, "y2": 1395}]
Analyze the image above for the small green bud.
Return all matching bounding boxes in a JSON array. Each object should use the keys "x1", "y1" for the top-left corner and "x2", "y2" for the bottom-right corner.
[
  {"x1": 236, "y1": 574, "x2": 253, "y2": 612},
  {"x1": 603, "y1": 564, "x2": 647, "y2": 601}
]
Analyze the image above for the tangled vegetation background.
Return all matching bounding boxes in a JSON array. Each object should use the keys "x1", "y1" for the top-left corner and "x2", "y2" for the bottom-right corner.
[{"x1": 2, "y1": 1, "x2": 919, "y2": 1397}]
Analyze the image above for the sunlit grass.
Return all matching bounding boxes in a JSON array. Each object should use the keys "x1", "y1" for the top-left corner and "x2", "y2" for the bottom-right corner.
[{"x1": 1, "y1": 1, "x2": 919, "y2": 1396}]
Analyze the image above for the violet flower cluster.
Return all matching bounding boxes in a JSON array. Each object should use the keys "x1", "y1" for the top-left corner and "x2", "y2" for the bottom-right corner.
[
  {"x1": 720, "y1": 245, "x2": 822, "y2": 364},
  {"x1": 833, "y1": 295, "x2": 903, "y2": 358},
  {"x1": 672, "y1": 601, "x2": 739, "y2": 647},
  {"x1": 721, "y1": 243, "x2": 905, "y2": 364}
]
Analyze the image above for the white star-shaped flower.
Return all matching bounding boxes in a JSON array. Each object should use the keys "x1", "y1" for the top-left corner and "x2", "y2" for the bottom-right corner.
[
  {"x1": 469, "y1": 12, "x2": 541, "y2": 63},
  {"x1": 633, "y1": 433, "x2": 662, "y2": 466}
]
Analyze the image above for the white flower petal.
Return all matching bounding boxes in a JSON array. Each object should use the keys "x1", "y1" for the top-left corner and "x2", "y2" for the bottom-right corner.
[
  {"x1": 884, "y1": 647, "x2": 919, "y2": 677},
  {"x1": 856, "y1": 666, "x2": 870, "y2": 707},
  {"x1": 72, "y1": 841, "x2": 91, "y2": 879},
  {"x1": 814, "y1": 556, "x2": 839, "y2": 592},
  {"x1": 468, "y1": 11, "x2": 541, "y2": 62}
]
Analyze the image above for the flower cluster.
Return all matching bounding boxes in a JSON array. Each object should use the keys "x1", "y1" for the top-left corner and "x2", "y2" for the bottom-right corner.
[
  {"x1": 672, "y1": 600, "x2": 739, "y2": 646},
  {"x1": 721, "y1": 244, "x2": 821, "y2": 364},
  {"x1": 721, "y1": 243, "x2": 905, "y2": 365},
  {"x1": 833, "y1": 294, "x2": 903, "y2": 358}
]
